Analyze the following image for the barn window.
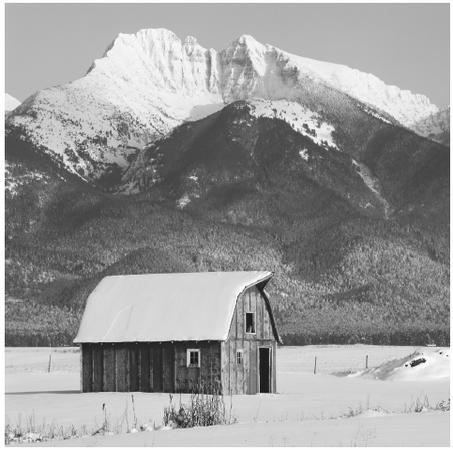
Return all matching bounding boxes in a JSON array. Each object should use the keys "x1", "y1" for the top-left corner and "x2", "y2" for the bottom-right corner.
[
  {"x1": 236, "y1": 350, "x2": 244, "y2": 365},
  {"x1": 187, "y1": 349, "x2": 200, "y2": 367},
  {"x1": 245, "y1": 312, "x2": 256, "y2": 334}
]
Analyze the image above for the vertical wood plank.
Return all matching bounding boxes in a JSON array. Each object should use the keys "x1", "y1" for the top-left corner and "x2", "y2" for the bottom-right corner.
[
  {"x1": 237, "y1": 292, "x2": 244, "y2": 338},
  {"x1": 236, "y1": 341, "x2": 243, "y2": 394},
  {"x1": 252, "y1": 288, "x2": 257, "y2": 315},
  {"x1": 139, "y1": 344, "x2": 150, "y2": 392},
  {"x1": 149, "y1": 345, "x2": 155, "y2": 392},
  {"x1": 162, "y1": 344, "x2": 169, "y2": 392},
  {"x1": 169, "y1": 344, "x2": 175, "y2": 392},
  {"x1": 115, "y1": 345, "x2": 129, "y2": 392},
  {"x1": 250, "y1": 341, "x2": 257, "y2": 394},
  {"x1": 229, "y1": 338, "x2": 236, "y2": 394},
  {"x1": 243, "y1": 340, "x2": 249, "y2": 394},
  {"x1": 154, "y1": 344, "x2": 163, "y2": 392},
  {"x1": 256, "y1": 289, "x2": 263, "y2": 340},
  {"x1": 230, "y1": 303, "x2": 237, "y2": 340},
  {"x1": 272, "y1": 342, "x2": 277, "y2": 393},
  {"x1": 81, "y1": 344, "x2": 93, "y2": 393},
  {"x1": 263, "y1": 295, "x2": 271, "y2": 340},
  {"x1": 129, "y1": 344, "x2": 139, "y2": 391},
  {"x1": 214, "y1": 343, "x2": 222, "y2": 393},
  {"x1": 200, "y1": 344, "x2": 208, "y2": 391},
  {"x1": 103, "y1": 345, "x2": 116, "y2": 391},
  {"x1": 79, "y1": 345, "x2": 83, "y2": 392},
  {"x1": 92, "y1": 345, "x2": 104, "y2": 392},
  {"x1": 225, "y1": 340, "x2": 231, "y2": 395},
  {"x1": 174, "y1": 343, "x2": 184, "y2": 392}
]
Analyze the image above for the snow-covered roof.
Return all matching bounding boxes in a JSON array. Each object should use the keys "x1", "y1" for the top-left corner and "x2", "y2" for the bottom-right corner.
[{"x1": 74, "y1": 271, "x2": 274, "y2": 343}]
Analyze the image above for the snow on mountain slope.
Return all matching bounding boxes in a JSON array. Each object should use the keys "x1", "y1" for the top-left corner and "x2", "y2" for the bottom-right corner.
[
  {"x1": 5, "y1": 93, "x2": 20, "y2": 112},
  {"x1": 220, "y1": 34, "x2": 438, "y2": 127},
  {"x1": 352, "y1": 159, "x2": 390, "y2": 217},
  {"x1": 6, "y1": 28, "x2": 440, "y2": 181},
  {"x1": 5, "y1": 162, "x2": 50, "y2": 196},
  {"x1": 7, "y1": 29, "x2": 224, "y2": 181},
  {"x1": 247, "y1": 99, "x2": 337, "y2": 149},
  {"x1": 410, "y1": 107, "x2": 450, "y2": 145}
]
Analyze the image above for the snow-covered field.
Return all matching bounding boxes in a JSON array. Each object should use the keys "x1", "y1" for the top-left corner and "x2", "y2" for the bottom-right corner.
[{"x1": 5, "y1": 345, "x2": 450, "y2": 446}]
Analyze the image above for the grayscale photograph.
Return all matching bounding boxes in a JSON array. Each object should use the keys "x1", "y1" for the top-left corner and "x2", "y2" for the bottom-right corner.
[{"x1": 4, "y1": 1, "x2": 450, "y2": 446}]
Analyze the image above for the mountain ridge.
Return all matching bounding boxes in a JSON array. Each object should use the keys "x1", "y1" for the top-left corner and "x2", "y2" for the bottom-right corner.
[
  {"x1": 5, "y1": 102, "x2": 449, "y2": 346},
  {"x1": 7, "y1": 28, "x2": 442, "y2": 183},
  {"x1": 410, "y1": 107, "x2": 450, "y2": 146},
  {"x1": 5, "y1": 28, "x2": 449, "y2": 346}
]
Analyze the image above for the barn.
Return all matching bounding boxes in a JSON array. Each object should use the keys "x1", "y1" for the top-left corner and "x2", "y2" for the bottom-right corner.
[{"x1": 74, "y1": 271, "x2": 281, "y2": 394}]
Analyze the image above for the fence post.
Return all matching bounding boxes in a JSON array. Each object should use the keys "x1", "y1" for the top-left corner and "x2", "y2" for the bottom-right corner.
[
  {"x1": 48, "y1": 353, "x2": 52, "y2": 372},
  {"x1": 313, "y1": 356, "x2": 317, "y2": 374},
  {"x1": 365, "y1": 354, "x2": 368, "y2": 369}
]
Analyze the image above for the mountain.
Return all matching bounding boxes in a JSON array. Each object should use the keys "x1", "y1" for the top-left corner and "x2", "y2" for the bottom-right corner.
[
  {"x1": 122, "y1": 100, "x2": 390, "y2": 215},
  {"x1": 123, "y1": 99, "x2": 449, "y2": 217},
  {"x1": 5, "y1": 28, "x2": 449, "y2": 347},
  {"x1": 5, "y1": 93, "x2": 20, "y2": 112},
  {"x1": 410, "y1": 107, "x2": 450, "y2": 146},
  {"x1": 6, "y1": 29, "x2": 439, "y2": 185},
  {"x1": 6, "y1": 100, "x2": 449, "y2": 346}
]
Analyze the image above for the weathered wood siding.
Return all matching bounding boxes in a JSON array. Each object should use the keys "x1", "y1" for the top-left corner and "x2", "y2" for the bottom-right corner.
[
  {"x1": 80, "y1": 285, "x2": 278, "y2": 395},
  {"x1": 81, "y1": 341, "x2": 221, "y2": 393},
  {"x1": 174, "y1": 341, "x2": 221, "y2": 392},
  {"x1": 221, "y1": 285, "x2": 278, "y2": 394}
]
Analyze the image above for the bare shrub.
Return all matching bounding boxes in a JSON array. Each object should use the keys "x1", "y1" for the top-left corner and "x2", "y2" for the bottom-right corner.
[{"x1": 163, "y1": 391, "x2": 236, "y2": 429}]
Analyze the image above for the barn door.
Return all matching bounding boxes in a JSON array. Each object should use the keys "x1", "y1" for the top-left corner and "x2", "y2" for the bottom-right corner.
[{"x1": 258, "y1": 347, "x2": 271, "y2": 393}]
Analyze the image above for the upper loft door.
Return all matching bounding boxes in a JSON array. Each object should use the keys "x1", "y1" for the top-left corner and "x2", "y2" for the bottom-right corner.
[{"x1": 259, "y1": 347, "x2": 271, "y2": 393}]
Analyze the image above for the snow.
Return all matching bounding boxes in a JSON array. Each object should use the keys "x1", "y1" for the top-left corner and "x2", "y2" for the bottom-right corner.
[
  {"x1": 5, "y1": 162, "x2": 50, "y2": 196},
  {"x1": 352, "y1": 159, "x2": 390, "y2": 216},
  {"x1": 220, "y1": 33, "x2": 438, "y2": 126},
  {"x1": 247, "y1": 99, "x2": 337, "y2": 149},
  {"x1": 5, "y1": 345, "x2": 449, "y2": 446},
  {"x1": 7, "y1": 28, "x2": 440, "y2": 181},
  {"x1": 74, "y1": 271, "x2": 273, "y2": 343},
  {"x1": 352, "y1": 348, "x2": 450, "y2": 381},
  {"x1": 359, "y1": 104, "x2": 392, "y2": 124},
  {"x1": 284, "y1": 51, "x2": 438, "y2": 127},
  {"x1": 39, "y1": 413, "x2": 450, "y2": 447},
  {"x1": 176, "y1": 193, "x2": 191, "y2": 209},
  {"x1": 299, "y1": 148, "x2": 309, "y2": 161},
  {"x1": 5, "y1": 93, "x2": 20, "y2": 112},
  {"x1": 410, "y1": 107, "x2": 450, "y2": 143}
]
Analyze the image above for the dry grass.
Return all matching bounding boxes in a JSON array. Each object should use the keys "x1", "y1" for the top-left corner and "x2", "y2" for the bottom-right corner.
[
  {"x1": 5, "y1": 395, "x2": 157, "y2": 445},
  {"x1": 163, "y1": 391, "x2": 236, "y2": 429}
]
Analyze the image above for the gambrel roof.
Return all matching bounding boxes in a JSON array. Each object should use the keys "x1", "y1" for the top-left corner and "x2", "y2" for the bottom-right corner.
[{"x1": 74, "y1": 271, "x2": 280, "y2": 343}]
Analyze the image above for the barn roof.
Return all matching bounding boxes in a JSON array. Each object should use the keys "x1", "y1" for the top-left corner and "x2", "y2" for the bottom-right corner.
[{"x1": 74, "y1": 271, "x2": 278, "y2": 343}]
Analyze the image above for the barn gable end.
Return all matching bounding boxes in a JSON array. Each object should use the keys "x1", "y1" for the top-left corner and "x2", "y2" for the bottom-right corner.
[{"x1": 221, "y1": 285, "x2": 279, "y2": 395}]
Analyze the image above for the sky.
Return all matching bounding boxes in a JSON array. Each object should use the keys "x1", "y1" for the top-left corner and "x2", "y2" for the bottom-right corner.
[{"x1": 5, "y1": 3, "x2": 450, "y2": 107}]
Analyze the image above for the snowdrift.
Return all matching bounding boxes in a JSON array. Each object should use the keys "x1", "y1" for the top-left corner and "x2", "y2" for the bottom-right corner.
[{"x1": 351, "y1": 348, "x2": 449, "y2": 381}]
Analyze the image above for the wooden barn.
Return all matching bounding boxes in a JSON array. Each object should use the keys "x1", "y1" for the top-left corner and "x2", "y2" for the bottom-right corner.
[{"x1": 74, "y1": 271, "x2": 281, "y2": 394}]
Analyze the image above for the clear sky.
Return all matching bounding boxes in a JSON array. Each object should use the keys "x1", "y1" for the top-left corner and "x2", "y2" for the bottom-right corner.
[{"x1": 5, "y1": 3, "x2": 450, "y2": 107}]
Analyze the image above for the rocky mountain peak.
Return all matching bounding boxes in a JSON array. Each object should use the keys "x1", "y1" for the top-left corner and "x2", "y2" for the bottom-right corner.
[{"x1": 7, "y1": 28, "x2": 444, "y2": 182}]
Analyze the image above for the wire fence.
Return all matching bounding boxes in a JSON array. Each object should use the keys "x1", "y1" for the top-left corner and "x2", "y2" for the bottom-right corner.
[
  {"x1": 277, "y1": 345, "x2": 421, "y2": 375},
  {"x1": 5, "y1": 347, "x2": 80, "y2": 373}
]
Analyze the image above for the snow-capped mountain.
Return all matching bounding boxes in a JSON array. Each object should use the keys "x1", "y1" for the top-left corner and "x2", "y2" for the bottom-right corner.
[
  {"x1": 5, "y1": 30, "x2": 449, "y2": 349},
  {"x1": 6, "y1": 28, "x2": 440, "y2": 182},
  {"x1": 122, "y1": 100, "x2": 394, "y2": 218},
  {"x1": 5, "y1": 93, "x2": 20, "y2": 112},
  {"x1": 410, "y1": 107, "x2": 450, "y2": 146}
]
